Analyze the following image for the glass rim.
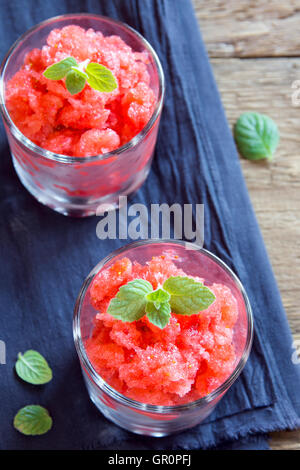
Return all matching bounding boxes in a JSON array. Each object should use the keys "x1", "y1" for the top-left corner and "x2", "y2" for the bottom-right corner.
[
  {"x1": 0, "y1": 13, "x2": 165, "y2": 164},
  {"x1": 73, "y1": 239, "x2": 254, "y2": 413}
]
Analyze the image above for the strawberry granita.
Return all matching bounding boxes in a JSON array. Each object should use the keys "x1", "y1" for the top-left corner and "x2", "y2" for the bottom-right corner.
[
  {"x1": 5, "y1": 25, "x2": 156, "y2": 157},
  {"x1": 86, "y1": 253, "x2": 239, "y2": 406}
]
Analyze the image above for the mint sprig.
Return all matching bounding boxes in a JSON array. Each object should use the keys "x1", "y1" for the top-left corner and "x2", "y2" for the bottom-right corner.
[
  {"x1": 107, "y1": 276, "x2": 215, "y2": 329},
  {"x1": 43, "y1": 57, "x2": 117, "y2": 95},
  {"x1": 14, "y1": 405, "x2": 52, "y2": 436},
  {"x1": 15, "y1": 350, "x2": 53, "y2": 385}
]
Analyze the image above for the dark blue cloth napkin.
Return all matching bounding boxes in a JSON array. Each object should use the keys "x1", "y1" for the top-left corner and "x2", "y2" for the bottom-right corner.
[{"x1": 1, "y1": 0, "x2": 300, "y2": 451}]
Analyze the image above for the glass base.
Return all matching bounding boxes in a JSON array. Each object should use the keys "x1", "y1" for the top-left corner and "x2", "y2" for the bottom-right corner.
[
  {"x1": 89, "y1": 393, "x2": 217, "y2": 437},
  {"x1": 12, "y1": 155, "x2": 151, "y2": 217},
  {"x1": 84, "y1": 372, "x2": 218, "y2": 437}
]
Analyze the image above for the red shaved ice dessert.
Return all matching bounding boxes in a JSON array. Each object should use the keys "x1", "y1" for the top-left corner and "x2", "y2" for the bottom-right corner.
[
  {"x1": 86, "y1": 253, "x2": 239, "y2": 406},
  {"x1": 5, "y1": 25, "x2": 156, "y2": 157}
]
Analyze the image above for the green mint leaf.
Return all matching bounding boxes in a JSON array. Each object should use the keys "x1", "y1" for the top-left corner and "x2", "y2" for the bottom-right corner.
[
  {"x1": 65, "y1": 70, "x2": 86, "y2": 95},
  {"x1": 163, "y1": 276, "x2": 215, "y2": 315},
  {"x1": 107, "y1": 279, "x2": 153, "y2": 322},
  {"x1": 14, "y1": 405, "x2": 52, "y2": 436},
  {"x1": 146, "y1": 288, "x2": 170, "y2": 308},
  {"x1": 15, "y1": 350, "x2": 52, "y2": 385},
  {"x1": 86, "y1": 62, "x2": 118, "y2": 93},
  {"x1": 70, "y1": 67, "x2": 88, "y2": 80},
  {"x1": 234, "y1": 112, "x2": 279, "y2": 161},
  {"x1": 146, "y1": 301, "x2": 171, "y2": 329},
  {"x1": 43, "y1": 57, "x2": 78, "y2": 80}
]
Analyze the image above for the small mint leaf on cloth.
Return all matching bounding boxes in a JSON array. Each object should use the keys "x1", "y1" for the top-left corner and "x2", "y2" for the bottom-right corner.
[
  {"x1": 15, "y1": 350, "x2": 52, "y2": 385},
  {"x1": 43, "y1": 57, "x2": 78, "y2": 80},
  {"x1": 107, "y1": 279, "x2": 153, "y2": 322},
  {"x1": 146, "y1": 301, "x2": 171, "y2": 329},
  {"x1": 234, "y1": 112, "x2": 279, "y2": 160},
  {"x1": 163, "y1": 276, "x2": 215, "y2": 315},
  {"x1": 65, "y1": 70, "x2": 86, "y2": 95},
  {"x1": 86, "y1": 62, "x2": 118, "y2": 93},
  {"x1": 14, "y1": 405, "x2": 52, "y2": 436}
]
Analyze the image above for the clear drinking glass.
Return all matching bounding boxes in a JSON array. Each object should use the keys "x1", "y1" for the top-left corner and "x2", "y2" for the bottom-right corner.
[
  {"x1": 0, "y1": 14, "x2": 164, "y2": 216},
  {"x1": 73, "y1": 240, "x2": 253, "y2": 436}
]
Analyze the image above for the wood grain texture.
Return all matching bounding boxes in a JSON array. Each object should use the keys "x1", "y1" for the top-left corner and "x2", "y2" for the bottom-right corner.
[
  {"x1": 193, "y1": 0, "x2": 300, "y2": 450},
  {"x1": 211, "y1": 57, "x2": 300, "y2": 338},
  {"x1": 194, "y1": 0, "x2": 300, "y2": 57}
]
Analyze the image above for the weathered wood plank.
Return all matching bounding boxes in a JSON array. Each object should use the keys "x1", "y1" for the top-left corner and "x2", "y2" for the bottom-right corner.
[
  {"x1": 270, "y1": 430, "x2": 300, "y2": 450},
  {"x1": 194, "y1": 0, "x2": 300, "y2": 57},
  {"x1": 211, "y1": 57, "x2": 300, "y2": 337},
  {"x1": 210, "y1": 57, "x2": 300, "y2": 450},
  {"x1": 193, "y1": 0, "x2": 300, "y2": 450}
]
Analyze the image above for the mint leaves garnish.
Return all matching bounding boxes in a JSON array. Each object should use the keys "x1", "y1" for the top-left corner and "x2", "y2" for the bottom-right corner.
[
  {"x1": 43, "y1": 57, "x2": 117, "y2": 95},
  {"x1": 85, "y1": 63, "x2": 118, "y2": 93},
  {"x1": 163, "y1": 276, "x2": 216, "y2": 315},
  {"x1": 107, "y1": 276, "x2": 215, "y2": 329},
  {"x1": 43, "y1": 57, "x2": 77, "y2": 80},
  {"x1": 65, "y1": 69, "x2": 86, "y2": 95},
  {"x1": 146, "y1": 288, "x2": 171, "y2": 306},
  {"x1": 14, "y1": 405, "x2": 52, "y2": 436},
  {"x1": 145, "y1": 300, "x2": 171, "y2": 329},
  {"x1": 145, "y1": 288, "x2": 171, "y2": 328},
  {"x1": 15, "y1": 350, "x2": 53, "y2": 385},
  {"x1": 234, "y1": 112, "x2": 279, "y2": 161},
  {"x1": 107, "y1": 279, "x2": 153, "y2": 322}
]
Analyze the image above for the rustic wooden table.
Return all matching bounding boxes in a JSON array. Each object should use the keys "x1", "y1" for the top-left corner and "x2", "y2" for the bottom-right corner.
[{"x1": 193, "y1": 0, "x2": 300, "y2": 450}]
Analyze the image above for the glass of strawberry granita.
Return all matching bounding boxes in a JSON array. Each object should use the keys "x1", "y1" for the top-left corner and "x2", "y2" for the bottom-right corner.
[
  {"x1": 0, "y1": 14, "x2": 164, "y2": 216},
  {"x1": 73, "y1": 240, "x2": 253, "y2": 436}
]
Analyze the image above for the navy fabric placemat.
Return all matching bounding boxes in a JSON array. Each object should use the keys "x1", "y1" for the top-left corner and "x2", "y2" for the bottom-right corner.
[{"x1": 1, "y1": 0, "x2": 300, "y2": 450}]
